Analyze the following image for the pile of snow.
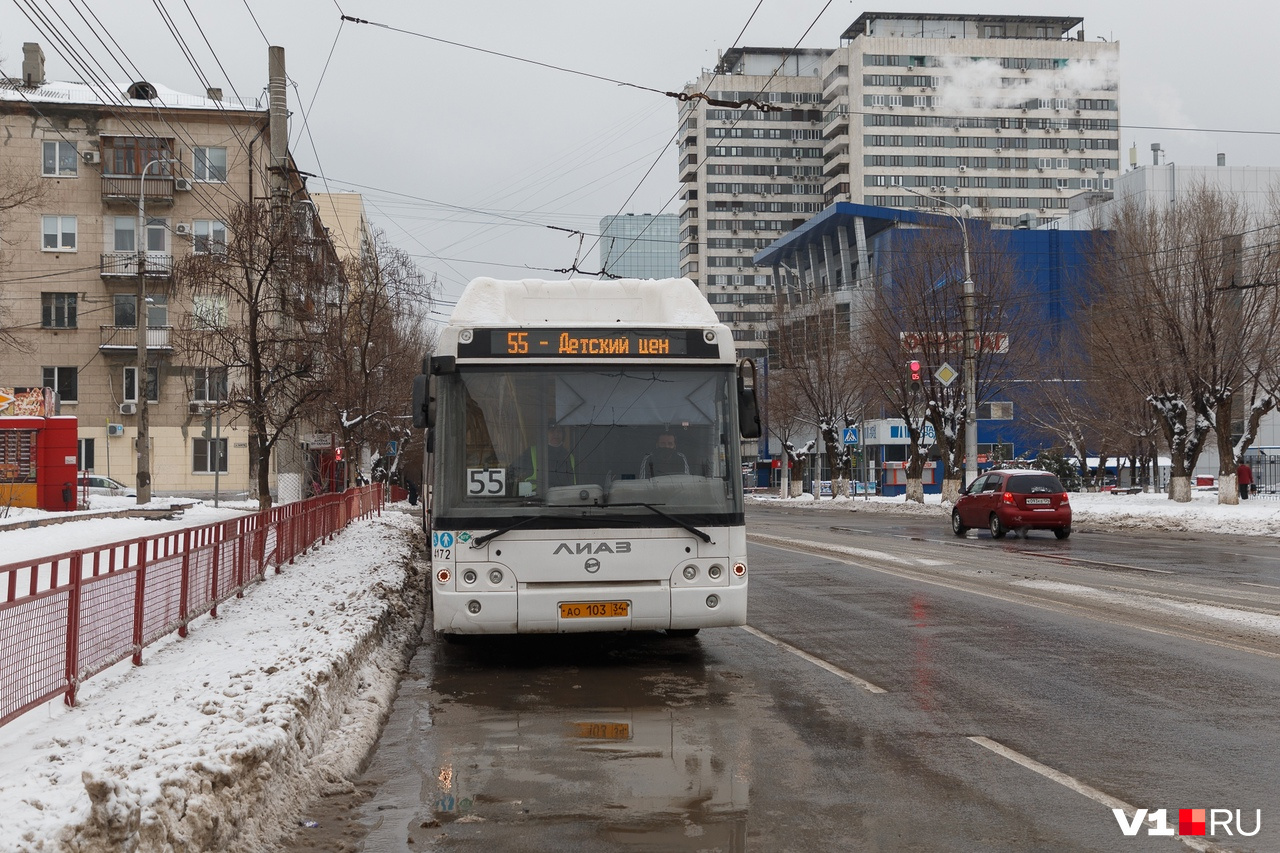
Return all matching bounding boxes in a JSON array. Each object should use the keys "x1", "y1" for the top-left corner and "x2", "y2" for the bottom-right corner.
[
  {"x1": 750, "y1": 488, "x2": 1280, "y2": 537},
  {"x1": 0, "y1": 508, "x2": 427, "y2": 852}
]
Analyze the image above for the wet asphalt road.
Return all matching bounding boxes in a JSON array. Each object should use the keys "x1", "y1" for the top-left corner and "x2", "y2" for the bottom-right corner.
[{"x1": 286, "y1": 503, "x2": 1280, "y2": 852}]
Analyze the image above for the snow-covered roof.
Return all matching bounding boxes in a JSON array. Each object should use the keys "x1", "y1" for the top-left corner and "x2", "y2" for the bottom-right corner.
[
  {"x1": 449, "y1": 277, "x2": 719, "y2": 327},
  {"x1": 0, "y1": 78, "x2": 262, "y2": 111}
]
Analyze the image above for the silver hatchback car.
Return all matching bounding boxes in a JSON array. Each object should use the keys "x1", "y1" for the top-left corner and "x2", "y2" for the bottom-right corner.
[{"x1": 79, "y1": 473, "x2": 135, "y2": 497}]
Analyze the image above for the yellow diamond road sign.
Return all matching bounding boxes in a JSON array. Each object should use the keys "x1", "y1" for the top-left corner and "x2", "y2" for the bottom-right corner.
[{"x1": 935, "y1": 362, "x2": 959, "y2": 387}]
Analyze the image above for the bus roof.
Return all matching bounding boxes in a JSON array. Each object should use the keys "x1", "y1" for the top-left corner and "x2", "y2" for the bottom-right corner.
[{"x1": 450, "y1": 278, "x2": 718, "y2": 327}]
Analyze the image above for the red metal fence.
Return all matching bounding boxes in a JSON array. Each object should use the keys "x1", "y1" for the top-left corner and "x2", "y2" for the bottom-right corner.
[{"x1": 0, "y1": 485, "x2": 383, "y2": 729}]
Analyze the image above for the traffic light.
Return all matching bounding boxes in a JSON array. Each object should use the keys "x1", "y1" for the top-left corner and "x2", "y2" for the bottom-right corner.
[{"x1": 908, "y1": 359, "x2": 923, "y2": 393}]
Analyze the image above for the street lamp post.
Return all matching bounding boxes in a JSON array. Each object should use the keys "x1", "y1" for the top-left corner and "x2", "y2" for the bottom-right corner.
[
  {"x1": 135, "y1": 156, "x2": 181, "y2": 505},
  {"x1": 903, "y1": 187, "x2": 979, "y2": 486}
]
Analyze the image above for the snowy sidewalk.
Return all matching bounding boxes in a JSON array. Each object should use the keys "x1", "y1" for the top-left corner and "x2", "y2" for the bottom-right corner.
[{"x1": 0, "y1": 508, "x2": 427, "y2": 852}]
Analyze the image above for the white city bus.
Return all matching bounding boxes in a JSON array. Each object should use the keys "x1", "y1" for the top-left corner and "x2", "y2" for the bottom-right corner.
[{"x1": 413, "y1": 277, "x2": 760, "y2": 637}]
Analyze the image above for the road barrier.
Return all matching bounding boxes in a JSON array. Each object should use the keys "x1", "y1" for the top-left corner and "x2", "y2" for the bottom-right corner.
[{"x1": 0, "y1": 485, "x2": 382, "y2": 729}]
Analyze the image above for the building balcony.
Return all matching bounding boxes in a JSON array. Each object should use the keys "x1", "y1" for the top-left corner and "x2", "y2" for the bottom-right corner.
[
  {"x1": 100, "y1": 175, "x2": 175, "y2": 205},
  {"x1": 100, "y1": 252, "x2": 174, "y2": 279},
  {"x1": 680, "y1": 154, "x2": 699, "y2": 183},
  {"x1": 99, "y1": 325, "x2": 173, "y2": 352}
]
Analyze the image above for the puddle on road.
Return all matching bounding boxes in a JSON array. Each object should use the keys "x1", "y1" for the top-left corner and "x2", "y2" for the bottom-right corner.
[{"x1": 287, "y1": 633, "x2": 751, "y2": 851}]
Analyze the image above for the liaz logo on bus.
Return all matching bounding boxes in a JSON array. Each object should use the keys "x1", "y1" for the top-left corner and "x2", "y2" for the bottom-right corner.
[{"x1": 552, "y1": 542, "x2": 632, "y2": 555}]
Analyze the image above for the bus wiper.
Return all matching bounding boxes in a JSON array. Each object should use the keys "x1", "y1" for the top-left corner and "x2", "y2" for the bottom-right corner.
[
  {"x1": 471, "y1": 516, "x2": 542, "y2": 548},
  {"x1": 605, "y1": 503, "x2": 712, "y2": 543}
]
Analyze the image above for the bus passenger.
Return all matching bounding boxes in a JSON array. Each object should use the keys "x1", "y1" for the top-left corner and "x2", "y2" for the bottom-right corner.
[{"x1": 515, "y1": 423, "x2": 576, "y2": 493}]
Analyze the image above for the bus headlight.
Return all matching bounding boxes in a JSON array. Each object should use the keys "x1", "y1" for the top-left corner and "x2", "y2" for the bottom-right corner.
[
  {"x1": 706, "y1": 594, "x2": 720, "y2": 608},
  {"x1": 489, "y1": 569, "x2": 504, "y2": 584},
  {"x1": 682, "y1": 565, "x2": 698, "y2": 581},
  {"x1": 462, "y1": 569, "x2": 477, "y2": 584},
  {"x1": 467, "y1": 600, "x2": 482, "y2": 614},
  {"x1": 708, "y1": 564, "x2": 723, "y2": 580}
]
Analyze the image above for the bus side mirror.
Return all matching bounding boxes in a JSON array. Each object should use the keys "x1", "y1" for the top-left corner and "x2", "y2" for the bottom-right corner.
[
  {"x1": 737, "y1": 359, "x2": 761, "y2": 439},
  {"x1": 411, "y1": 373, "x2": 436, "y2": 429}
]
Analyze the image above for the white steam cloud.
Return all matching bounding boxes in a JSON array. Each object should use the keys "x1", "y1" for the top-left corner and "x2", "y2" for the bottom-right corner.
[{"x1": 931, "y1": 56, "x2": 1120, "y2": 115}]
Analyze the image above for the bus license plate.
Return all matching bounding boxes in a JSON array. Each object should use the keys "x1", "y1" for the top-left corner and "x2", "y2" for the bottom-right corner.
[{"x1": 560, "y1": 601, "x2": 629, "y2": 619}]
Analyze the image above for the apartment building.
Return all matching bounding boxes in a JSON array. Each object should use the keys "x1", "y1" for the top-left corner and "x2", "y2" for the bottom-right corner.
[
  {"x1": 823, "y1": 13, "x2": 1121, "y2": 224},
  {"x1": 0, "y1": 43, "x2": 336, "y2": 499},
  {"x1": 678, "y1": 48, "x2": 830, "y2": 362},
  {"x1": 678, "y1": 14, "x2": 1120, "y2": 358}
]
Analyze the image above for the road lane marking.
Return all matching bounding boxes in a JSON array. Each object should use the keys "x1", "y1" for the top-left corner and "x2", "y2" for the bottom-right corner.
[
  {"x1": 1028, "y1": 553, "x2": 1175, "y2": 574},
  {"x1": 1240, "y1": 581, "x2": 1280, "y2": 591},
  {"x1": 749, "y1": 538, "x2": 1280, "y2": 662},
  {"x1": 967, "y1": 736, "x2": 1230, "y2": 853},
  {"x1": 740, "y1": 625, "x2": 887, "y2": 694}
]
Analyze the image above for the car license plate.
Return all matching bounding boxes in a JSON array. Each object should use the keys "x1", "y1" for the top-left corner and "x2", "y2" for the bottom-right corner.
[
  {"x1": 572, "y1": 722, "x2": 631, "y2": 740},
  {"x1": 1025, "y1": 497, "x2": 1051, "y2": 505},
  {"x1": 560, "y1": 601, "x2": 629, "y2": 619}
]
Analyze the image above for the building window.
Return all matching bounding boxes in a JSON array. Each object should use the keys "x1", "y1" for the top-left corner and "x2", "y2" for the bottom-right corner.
[
  {"x1": 113, "y1": 294, "x2": 137, "y2": 327},
  {"x1": 42, "y1": 366, "x2": 78, "y2": 402},
  {"x1": 114, "y1": 217, "x2": 167, "y2": 253},
  {"x1": 78, "y1": 437, "x2": 94, "y2": 470},
  {"x1": 193, "y1": 366, "x2": 228, "y2": 402},
  {"x1": 42, "y1": 215, "x2": 77, "y2": 251},
  {"x1": 193, "y1": 437, "x2": 228, "y2": 474},
  {"x1": 192, "y1": 293, "x2": 229, "y2": 329},
  {"x1": 147, "y1": 293, "x2": 168, "y2": 327},
  {"x1": 193, "y1": 220, "x2": 227, "y2": 254},
  {"x1": 42, "y1": 141, "x2": 78, "y2": 177},
  {"x1": 192, "y1": 146, "x2": 225, "y2": 180},
  {"x1": 103, "y1": 137, "x2": 173, "y2": 176},
  {"x1": 979, "y1": 402, "x2": 1014, "y2": 420},
  {"x1": 124, "y1": 366, "x2": 159, "y2": 403},
  {"x1": 41, "y1": 292, "x2": 77, "y2": 328}
]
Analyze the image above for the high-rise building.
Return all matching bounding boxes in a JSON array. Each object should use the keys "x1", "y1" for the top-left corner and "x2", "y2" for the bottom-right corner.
[
  {"x1": 678, "y1": 48, "x2": 830, "y2": 361},
  {"x1": 678, "y1": 14, "x2": 1120, "y2": 359},
  {"x1": 823, "y1": 13, "x2": 1120, "y2": 224},
  {"x1": 598, "y1": 213, "x2": 678, "y2": 279}
]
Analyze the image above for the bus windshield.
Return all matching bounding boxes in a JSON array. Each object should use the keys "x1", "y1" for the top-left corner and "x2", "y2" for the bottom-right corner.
[{"x1": 435, "y1": 365, "x2": 743, "y2": 525}]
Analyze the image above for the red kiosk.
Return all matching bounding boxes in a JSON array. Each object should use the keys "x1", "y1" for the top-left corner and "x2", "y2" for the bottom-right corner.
[{"x1": 0, "y1": 388, "x2": 78, "y2": 511}]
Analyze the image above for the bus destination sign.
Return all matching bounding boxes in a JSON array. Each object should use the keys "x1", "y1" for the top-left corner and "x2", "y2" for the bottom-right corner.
[{"x1": 458, "y1": 329, "x2": 720, "y2": 359}]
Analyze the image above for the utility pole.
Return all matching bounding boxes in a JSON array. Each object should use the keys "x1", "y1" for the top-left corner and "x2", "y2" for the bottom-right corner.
[
  {"x1": 135, "y1": 156, "x2": 181, "y2": 505},
  {"x1": 903, "y1": 187, "x2": 979, "y2": 486}
]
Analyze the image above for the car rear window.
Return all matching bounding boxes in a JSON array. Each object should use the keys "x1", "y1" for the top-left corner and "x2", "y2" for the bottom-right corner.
[{"x1": 1004, "y1": 474, "x2": 1065, "y2": 494}]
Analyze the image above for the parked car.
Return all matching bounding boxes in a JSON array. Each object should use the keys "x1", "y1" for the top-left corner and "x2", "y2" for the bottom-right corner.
[
  {"x1": 951, "y1": 469, "x2": 1071, "y2": 539},
  {"x1": 79, "y1": 473, "x2": 135, "y2": 497}
]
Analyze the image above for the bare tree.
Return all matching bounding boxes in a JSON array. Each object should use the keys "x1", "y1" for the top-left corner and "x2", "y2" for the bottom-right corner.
[
  {"x1": 174, "y1": 200, "x2": 334, "y2": 509},
  {"x1": 1089, "y1": 185, "x2": 1280, "y2": 502},
  {"x1": 856, "y1": 224, "x2": 1020, "y2": 503},
  {"x1": 315, "y1": 230, "x2": 437, "y2": 487},
  {"x1": 772, "y1": 295, "x2": 867, "y2": 498},
  {"x1": 760, "y1": 364, "x2": 811, "y2": 497}
]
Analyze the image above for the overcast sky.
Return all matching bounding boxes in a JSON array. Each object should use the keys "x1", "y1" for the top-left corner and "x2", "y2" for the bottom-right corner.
[{"x1": 2, "y1": 0, "x2": 1276, "y2": 314}]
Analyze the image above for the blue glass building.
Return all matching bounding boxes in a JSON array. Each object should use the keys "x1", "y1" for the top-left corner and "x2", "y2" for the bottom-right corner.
[{"x1": 598, "y1": 214, "x2": 679, "y2": 280}]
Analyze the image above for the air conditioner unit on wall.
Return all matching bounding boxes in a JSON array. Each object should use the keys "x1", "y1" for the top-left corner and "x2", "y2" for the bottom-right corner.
[
  {"x1": 174, "y1": 223, "x2": 192, "y2": 236},
  {"x1": 106, "y1": 423, "x2": 124, "y2": 437},
  {"x1": 120, "y1": 402, "x2": 137, "y2": 415},
  {"x1": 174, "y1": 177, "x2": 193, "y2": 191},
  {"x1": 82, "y1": 150, "x2": 100, "y2": 164}
]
